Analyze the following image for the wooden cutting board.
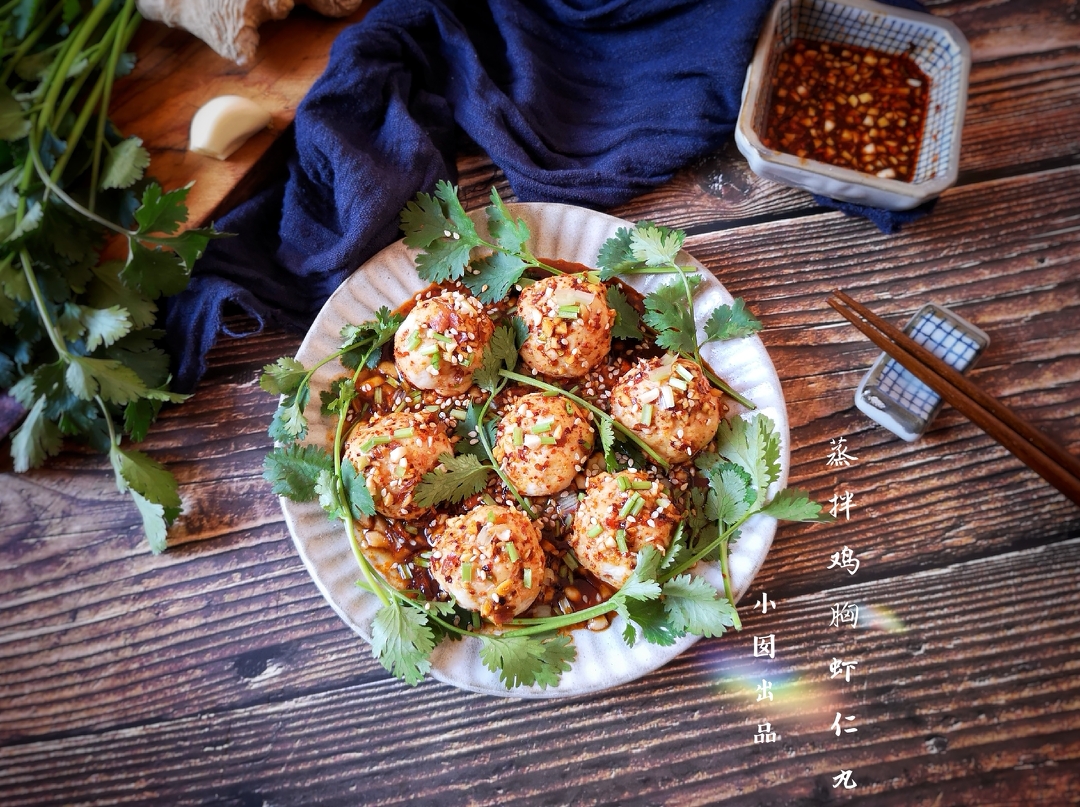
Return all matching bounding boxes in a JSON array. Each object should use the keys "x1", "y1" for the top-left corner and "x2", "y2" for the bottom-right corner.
[{"x1": 110, "y1": 5, "x2": 371, "y2": 229}]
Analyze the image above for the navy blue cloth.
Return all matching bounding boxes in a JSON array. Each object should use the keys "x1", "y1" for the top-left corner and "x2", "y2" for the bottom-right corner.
[{"x1": 165, "y1": 0, "x2": 928, "y2": 391}]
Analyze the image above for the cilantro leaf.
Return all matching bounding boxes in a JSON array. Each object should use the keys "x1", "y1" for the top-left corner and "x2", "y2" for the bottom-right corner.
[
  {"x1": 86, "y1": 261, "x2": 157, "y2": 330},
  {"x1": 703, "y1": 298, "x2": 763, "y2": 342},
  {"x1": 615, "y1": 546, "x2": 664, "y2": 609},
  {"x1": 0, "y1": 85, "x2": 31, "y2": 141},
  {"x1": 479, "y1": 633, "x2": 575, "y2": 690},
  {"x1": 259, "y1": 356, "x2": 307, "y2": 396},
  {"x1": 314, "y1": 468, "x2": 346, "y2": 520},
  {"x1": 10, "y1": 395, "x2": 62, "y2": 472},
  {"x1": 402, "y1": 181, "x2": 482, "y2": 284},
  {"x1": 454, "y1": 402, "x2": 495, "y2": 460},
  {"x1": 414, "y1": 453, "x2": 491, "y2": 508},
  {"x1": 130, "y1": 490, "x2": 173, "y2": 554},
  {"x1": 661, "y1": 574, "x2": 739, "y2": 637},
  {"x1": 123, "y1": 398, "x2": 162, "y2": 442},
  {"x1": 597, "y1": 413, "x2": 617, "y2": 472},
  {"x1": 371, "y1": 599, "x2": 435, "y2": 686},
  {"x1": 485, "y1": 186, "x2": 530, "y2": 255},
  {"x1": 606, "y1": 284, "x2": 644, "y2": 341},
  {"x1": 341, "y1": 459, "x2": 377, "y2": 518},
  {"x1": 79, "y1": 305, "x2": 132, "y2": 351},
  {"x1": 100, "y1": 136, "x2": 150, "y2": 190},
  {"x1": 715, "y1": 413, "x2": 781, "y2": 498},
  {"x1": 110, "y1": 446, "x2": 183, "y2": 510},
  {"x1": 462, "y1": 251, "x2": 528, "y2": 304},
  {"x1": 133, "y1": 183, "x2": 188, "y2": 236},
  {"x1": 596, "y1": 227, "x2": 638, "y2": 280},
  {"x1": 472, "y1": 323, "x2": 517, "y2": 392},
  {"x1": 269, "y1": 385, "x2": 310, "y2": 443},
  {"x1": 263, "y1": 443, "x2": 335, "y2": 501},
  {"x1": 621, "y1": 597, "x2": 679, "y2": 648},
  {"x1": 122, "y1": 240, "x2": 189, "y2": 299},
  {"x1": 630, "y1": 223, "x2": 685, "y2": 267},
  {"x1": 703, "y1": 461, "x2": 755, "y2": 528},
  {"x1": 65, "y1": 356, "x2": 149, "y2": 404},
  {"x1": 761, "y1": 487, "x2": 833, "y2": 522},
  {"x1": 642, "y1": 275, "x2": 703, "y2": 356}
]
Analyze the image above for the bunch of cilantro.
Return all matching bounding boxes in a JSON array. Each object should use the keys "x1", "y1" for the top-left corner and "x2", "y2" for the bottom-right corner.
[
  {"x1": 1, "y1": 1, "x2": 225, "y2": 550},
  {"x1": 262, "y1": 182, "x2": 830, "y2": 690}
]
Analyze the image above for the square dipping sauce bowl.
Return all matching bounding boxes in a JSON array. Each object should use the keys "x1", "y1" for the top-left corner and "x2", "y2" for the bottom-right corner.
[{"x1": 735, "y1": 0, "x2": 971, "y2": 210}]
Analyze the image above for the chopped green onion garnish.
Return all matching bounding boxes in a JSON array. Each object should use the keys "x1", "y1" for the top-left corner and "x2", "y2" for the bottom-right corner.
[
  {"x1": 543, "y1": 389, "x2": 560, "y2": 397},
  {"x1": 674, "y1": 363, "x2": 694, "y2": 382},
  {"x1": 586, "y1": 523, "x2": 603, "y2": 538},
  {"x1": 619, "y1": 493, "x2": 642, "y2": 518},
  {"x1": 506, "y1": 543, "x2": 519, "y2": 562},
  {"x1": 373, "y1": 386, "x2": 383, "y2": 405},
  {"x1": 450, "y1": 408, "x2": 468, "y2": 420},
  {"x1": 460, "y1": 353, "x2": 472, "y2": 367},
  {"x1": 565, "y1": 400, "x2": 574, "y2": 416},
  {"x1": 430, "y1": 351, "x2": 441, "y2": 370},
  {"x1": 471, "y1": 610, "x2": 481, "y2": 628},
  {"x1": 384, "y1": 376, "x2": 400, "y2": 388},
  {"x1": 629, "y1": 495, "x2": 645, "y2": 516},
  {"x1": 461, "y1": 562, "x2": 473, "y2": 582},
  {"x1": 418, "y1": 343, "x2": 439, "y2": 355},
  {"x1": 482, "y1": 494, "x2": 496, "y2": 506},
  {"x1": 523, "y1": 568, "x2": 533, "y2": 589},
  {"x1": 432, "y1": 332, "x2": 454, "y2": 344},
  {"x1": 661, "y1": 385, "x2": 676, "y2": 409},
  {"x1": 530, "y1": 420, "x2": 553, "y2": 434},
  {"x1": 631, "y1": 478, "x2": 652, "y2": 491},
  {"x1": 564, "y1": 551, "x2": 579, "y2": 571},
  {"x1": 393, "y1": 427, "x2": 415, "y2": 439},
  {"x1": 393, "y1": 462, "x2": 408, "y2": 478},
  {"x1": 617, "y1": 475, "x2": 631, "y2": 492},
  {"x1": 415, "y1": 553, "x2": 430, "y2": 568},
  {"x1": 423, "y1": 404, "x2": 440, "y2": 412},
  {"x1": 512, "y1": 427, "x2": 524, "y2": 446},
  {"x1": 557, "y1": 304, "x2": 580, "y2": 319},
  {"x1": 539, "y1": 435, "x2": 557, "y2": 445},
  {"x1": 669, "y1": 377, "x2": 688, "y2": 391},
  {"x1": 486, "y1": 510, "x2": 497, "y2": 522},
  {"x1": 407, "y1": 331, "x2": 422, "y2": 351},
  {"x1": 640, "y1": 402, "x2": 654, "y2": 426},
  {"x1": 410, "y1": 391, "x2": 422, "y2": 401},
  {"x1": 615, "y1": 529, "x2": 628, "y2": 552},
  {"x1": 585, "y1": 271, "x2": 601, "y2": 284},
  {"x1": 359, "y1": 435, "x2": 391, "y2": 452}
]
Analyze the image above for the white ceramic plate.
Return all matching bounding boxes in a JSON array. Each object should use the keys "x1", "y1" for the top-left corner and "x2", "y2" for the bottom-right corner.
[{"x1": 280, "y1": 202, "x2": 789, "y2": 698}]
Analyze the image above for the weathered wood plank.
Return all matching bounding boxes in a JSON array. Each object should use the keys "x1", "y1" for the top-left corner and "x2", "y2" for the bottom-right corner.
[{"x1": 2, "y1": 538, "x2": 1078, "y2": 806}]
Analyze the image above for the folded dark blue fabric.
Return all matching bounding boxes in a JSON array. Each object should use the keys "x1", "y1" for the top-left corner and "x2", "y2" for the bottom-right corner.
[{"x1": 165, "y1": 0, "x2": 926, "y2": 391}]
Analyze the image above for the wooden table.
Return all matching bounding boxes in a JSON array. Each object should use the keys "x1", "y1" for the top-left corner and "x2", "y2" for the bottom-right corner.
[{"x1": 3, "y1": 1, "x2": 1079, "y2": 803}]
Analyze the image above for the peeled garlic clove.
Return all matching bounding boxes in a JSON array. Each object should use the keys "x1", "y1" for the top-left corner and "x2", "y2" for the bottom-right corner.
[{"x1": 189, "y1": 95, "x2": 271, "y2": 160}]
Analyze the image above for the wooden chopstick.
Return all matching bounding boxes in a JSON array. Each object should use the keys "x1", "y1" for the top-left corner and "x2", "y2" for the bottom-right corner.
[{"x1": 829, "y1": 290, "x2": 1080, "y2": 507}]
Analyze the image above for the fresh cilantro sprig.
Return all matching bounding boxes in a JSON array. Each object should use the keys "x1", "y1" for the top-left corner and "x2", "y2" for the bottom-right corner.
[
  {"x1": 2, "y1": 1, "x2": 232, "y2": 551},
  {"x1": 400, "y1": 183, "x2": 563, "y2": 304},
  {"x1": 597, "y1": 223, "x2": 763, "y2": 410},
  {"x1": 661, "y1": 413, "x2": 833, "y2": 620}
]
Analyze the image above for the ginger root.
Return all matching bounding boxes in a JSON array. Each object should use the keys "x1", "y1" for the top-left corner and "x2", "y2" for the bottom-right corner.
[{"x1": 136, "y1": 0, "x2": 366, "y2": 65}]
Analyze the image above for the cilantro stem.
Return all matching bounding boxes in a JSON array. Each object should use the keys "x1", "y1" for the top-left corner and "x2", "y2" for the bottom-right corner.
[
  {"x1": 342, "y1": 510, "x2": 392, "y2": 607},
  {"x1": 28, "y1": 145, "x2": 129, "y2": 236},
  {"x1": 18, "y1": 249, "x2": 70, "y2": 360},
  {"x1": 501, "y1": 598, "x2": 619, "y2": 635},
  {"x1": 718, "y1": 538, "x2": 743, "y2": 630},
  {"x1": 662, "y1": 514, "x2": 749, "y2": 582},
  {"x1": 475, "y1": 386, "x2": 535, "y2": 518},
  {"x1": 90, "y1": 3, "x2": 139, "y2": 213},
  {"x1": 0, "y1": 4, "x2": 63, "y2": 85},
  {"x1": 499, "y1": 370, "x2": 671, "y2": 470}
]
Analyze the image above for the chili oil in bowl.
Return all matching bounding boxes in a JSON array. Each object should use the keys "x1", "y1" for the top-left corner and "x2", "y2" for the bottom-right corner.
[{"x1": 735, "y1": 0, "x2": 971, "y2": 211}]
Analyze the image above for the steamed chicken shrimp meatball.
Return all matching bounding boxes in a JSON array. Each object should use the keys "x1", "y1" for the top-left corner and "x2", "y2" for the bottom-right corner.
[
  {"x1": 517, "y1": 274, "x2": 614, "y2": 378},
  {"x1": 429, "y1": 505, "x2": 546, "y2": 622},
  {"x1": 394, "y1": 290, "x2": 494, "y2": 395},
  {"x1": 343, "y1": 412, "x2": 452, "y2": 521},
  {"x1": 493, "y1": 392, "x2": 594, "y2": 497},
  {"x1": 569, "y1": 471, "x2": 679, "y2": 588},
  {"x1": 610, "y1": 354, "x2": 722, "y2": 465}
]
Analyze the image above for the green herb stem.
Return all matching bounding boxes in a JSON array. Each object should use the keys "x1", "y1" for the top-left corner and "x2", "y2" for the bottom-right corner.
[
  {"x1": 35, "y1": 0, "x2": 114, "y2": 139},
  {"x1": 718, "y1": 537, "x2": 743, "y2": 630},
  {"x1": 343, "y1": 510, "x2": 392, "y2": 607},
  {"x1": 18, "y1": 249, "x2": 69, "y2": 360},
  {"x1": 475, "y1": 385, "x2": 535, "y2": 518},
  {"x1": 50, "y1": 12, "x2": 124, "y2": 136},
  {"x1": 662, "y1": 515, "x2": 747, "y2": 582},
  {"x1": 0, "y1": 3, "x2": 63, "y2": 85},
  {"x1": 499, "y1": 370, "x2": 671, "y2": 470}
]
